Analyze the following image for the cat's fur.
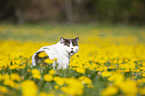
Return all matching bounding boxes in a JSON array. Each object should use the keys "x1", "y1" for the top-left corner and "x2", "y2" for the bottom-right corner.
[{"x1": 32, "y1": 37, "x2": 79, "y2": 69}]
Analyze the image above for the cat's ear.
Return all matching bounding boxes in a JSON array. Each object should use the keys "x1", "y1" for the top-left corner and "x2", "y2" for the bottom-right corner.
[
  {"x1": 75, "y1": 37, "x2": 79, "y2": 42},
  {"x1": 60, "y1": 37, "x2": 65, "y2": 43}
]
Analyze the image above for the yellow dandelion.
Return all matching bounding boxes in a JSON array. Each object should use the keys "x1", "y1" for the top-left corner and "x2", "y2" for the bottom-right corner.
[
  {"x1": 54, "y1": 77, "x2": 65, "y2": 85},
  {"x1": 119, "y1": 79, "x2": 137, "y2": 95},
  {"x1": 87, "y1": 84, "x2": 93, "y2": 88},
  {"x1": 101, "y1": 86, "x2": 118, "y2": 96},
  {"x1": 21, "y1": 80, "x2": 38, "y2": 96},
  {"x1": 0, "y1": 86, "x2": 8, "y2": 93},
  {"x1": 39, "y1": 92, "x2": 48, "y2": 96},
  {"x1": 10, "y1": 73, "x2": 21, "y2": 81},
  {"x1": 2, "y1": 74, "x2": 10, "y2": 80},
  {"x1": 139, "y1": 88, "x2": 145, "y2": 95},
  {"x1": 44, "y1": 74, "x2": 53, "y2": 81},
  {"x1": 32, "y1": 74, "x2": 41, "y2": 79},
  {"x1": 27, "y1": 69, "x2": 31, "y2": 72},
  {"x1": 4, "y1": 79, "x2": 18, "y2": 89},
  {"x1": 38, "y1": 52, "x2": 48, "y2": 58},
  {"x1": 0, "y1": 74, "x2": 3, "y2": 81},
  {"x1": 102, "y1": 71, "x2": 111, "y2": 77},
  {"x1": 44, "y1": 58, "x2": 54, "y2": 64},
  {"x1": 49, "y1": 69, "x2": 55, "y2": 75},
  {"x1": 54, "y1": 85, "x2": 59, "y2": 90},
  {"x1": 75, "y1": 68, "x2": 85, "y2": 73},
  {"x1": 78, "y1": 76, "x2": 92, "y2": 84},
  {"x1": 54, "y1": 58, "x2": 57, "y2": 61},
  {"x1": 31, "y1": 69, "x2": 40, "y2": 74}
]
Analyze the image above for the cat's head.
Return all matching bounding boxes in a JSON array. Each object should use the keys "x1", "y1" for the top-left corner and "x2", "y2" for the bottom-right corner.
[{"x1": 60, "y1": 37, "x2": 79, "y2": 56}]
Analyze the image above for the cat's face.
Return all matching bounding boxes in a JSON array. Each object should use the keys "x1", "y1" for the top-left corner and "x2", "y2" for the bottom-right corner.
[{"x1": 60, "y1": 37, "x2": 79, "y2": 56}]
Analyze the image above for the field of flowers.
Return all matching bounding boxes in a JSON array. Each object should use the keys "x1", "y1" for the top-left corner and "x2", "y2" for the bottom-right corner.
[{"x1": 0, "y1": 24, "x2": 145, "y2": 96}]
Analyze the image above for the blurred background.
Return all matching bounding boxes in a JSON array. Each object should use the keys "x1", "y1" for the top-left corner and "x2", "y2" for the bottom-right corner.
[{"x1": 0, "y1": 0, "x2": 145, "y2": 25}]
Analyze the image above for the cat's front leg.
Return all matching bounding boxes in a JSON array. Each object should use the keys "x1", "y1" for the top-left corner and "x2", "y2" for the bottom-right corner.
[
  {"x1": 52, "y1": 61, "x2": 56, "y2": 70},
  {"x1": 57, "y1": 65, "x2": 67, "y2": 70},
  {"x1": 58, "y1": 59, "x2": 69, "y2": 69}
]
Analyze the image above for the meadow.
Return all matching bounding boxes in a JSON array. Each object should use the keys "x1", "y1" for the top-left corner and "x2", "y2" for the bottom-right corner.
[{"x1": 0, "y1": 24, "x2": 145, "y2": 96}]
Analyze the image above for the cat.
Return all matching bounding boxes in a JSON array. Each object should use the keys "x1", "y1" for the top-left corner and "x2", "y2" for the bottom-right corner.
[{"x1": 32, "y1": 37, "x2": 79, "y2": 69}]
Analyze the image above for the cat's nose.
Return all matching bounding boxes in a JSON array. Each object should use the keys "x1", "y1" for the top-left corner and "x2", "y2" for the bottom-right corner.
[{"x1": 71, "y1": 48, "x2": 73, "y2": 50}]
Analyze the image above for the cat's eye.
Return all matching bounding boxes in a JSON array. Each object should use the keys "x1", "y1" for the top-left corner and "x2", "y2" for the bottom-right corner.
[
  {"x1": 67, "y1": 45, "x2": 70, "y2": 47},
  {"x1": 73, "y1": 44, "x2": 77, "y2": 46}
]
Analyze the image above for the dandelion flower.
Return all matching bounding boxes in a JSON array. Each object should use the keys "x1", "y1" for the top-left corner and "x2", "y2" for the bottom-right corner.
[{"x1": 44, "y1": 74, "x2": 53, "y2": 81}]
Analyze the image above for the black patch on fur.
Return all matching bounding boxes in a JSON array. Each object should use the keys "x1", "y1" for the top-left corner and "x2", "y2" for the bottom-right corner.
[
  {"x1": 35, "y1": 51, "x2": 49, "y2": 65},
  {"x1": 43, "y1": 48, "x2": 49, "y2": 50},
  {"x1": 71, "y1": 39, "x2": 78, "y2": 46},
  {"x1": 60, "y1": 37, "x2": 79, "y2": 47},
  {"x1": 63, "y1": 39, "x2": 70, "y2": 46}
]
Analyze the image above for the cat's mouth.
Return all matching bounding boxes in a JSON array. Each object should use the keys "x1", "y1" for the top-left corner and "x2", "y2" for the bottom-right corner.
[{"x1": 69, "y1": 51, "x2": 74, "y2": 56}]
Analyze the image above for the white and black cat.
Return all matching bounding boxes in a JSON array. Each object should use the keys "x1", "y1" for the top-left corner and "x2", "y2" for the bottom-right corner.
[{"x1": 32, "y1": 37, "x2": 79, "y2": 69}]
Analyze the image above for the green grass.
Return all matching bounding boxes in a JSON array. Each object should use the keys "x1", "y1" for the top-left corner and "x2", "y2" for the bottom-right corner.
[{"x1": 0, "y1": 24, "x2": 145, "y2": 43}]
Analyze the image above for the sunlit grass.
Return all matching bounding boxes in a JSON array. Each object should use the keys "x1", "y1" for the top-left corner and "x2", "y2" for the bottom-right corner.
[{"x1": 0, "y1": 24, "x2": 145, "y2": 96}]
